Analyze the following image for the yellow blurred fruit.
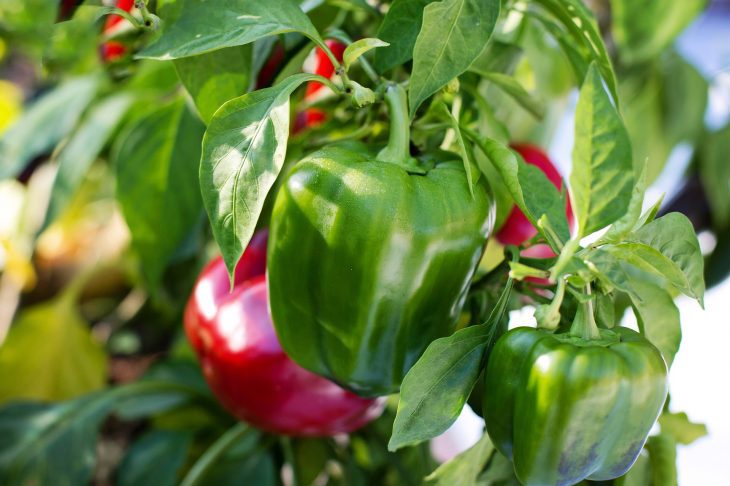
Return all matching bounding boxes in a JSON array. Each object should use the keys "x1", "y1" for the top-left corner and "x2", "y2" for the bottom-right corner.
[{"x1": 0, "y1": 80, "x2": 23, "y2": 134}]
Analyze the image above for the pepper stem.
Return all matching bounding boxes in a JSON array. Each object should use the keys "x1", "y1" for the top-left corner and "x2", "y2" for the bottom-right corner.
[
  {"x1": 569, "y1": 286, "x2": 601, "y2": 340},
  {"x1": 377, "y1": 84, "x2": 414, "y2": 166}
]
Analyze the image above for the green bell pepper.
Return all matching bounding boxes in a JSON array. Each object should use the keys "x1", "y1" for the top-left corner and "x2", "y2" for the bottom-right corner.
[
  {"x1": 267, "y1": 85, "x2": 493, "y2": 396},
  {"x1": 483, "y1": 306, "x2": 668, "y2": 486}
]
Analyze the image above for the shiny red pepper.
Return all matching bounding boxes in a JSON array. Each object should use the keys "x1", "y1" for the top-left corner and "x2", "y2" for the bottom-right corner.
[
  {"x1": 184, "y1": 231, "x2": 384, "y2": 436},
  {"x1": 100, "y1": 0, "x2": 135, "y2": 62},
  {"x1": 496, "y1": 143, "x2": 574, "y2": 256},
  {"x1": 293, "y1": 40, "x2": 346, "y2": 133}
]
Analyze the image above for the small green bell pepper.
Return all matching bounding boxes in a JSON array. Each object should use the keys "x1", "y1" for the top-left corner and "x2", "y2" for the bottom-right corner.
[
  {"x1": 267, "y1": 85, "x2": 493, "y2": 396},
  {"x1": 484, "y1": 311, "x2": 668, "y2": 485}
]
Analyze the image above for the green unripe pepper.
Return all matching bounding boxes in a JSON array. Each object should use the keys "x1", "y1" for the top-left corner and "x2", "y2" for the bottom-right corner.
[
  {"x1": 483, "y1": 306, "x2": 668, "y2": 486},
  {"x1": 268, "y1": 85, "x2": 493, "y2": 396}
]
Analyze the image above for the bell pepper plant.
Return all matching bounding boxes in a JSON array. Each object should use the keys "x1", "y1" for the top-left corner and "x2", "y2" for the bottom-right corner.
[
  {"x1": 184, "y1": 231, "x2": 384, "y2": 436},
  {"x1": 0, "y1": 0, "x2": 717, "y2": 484}
]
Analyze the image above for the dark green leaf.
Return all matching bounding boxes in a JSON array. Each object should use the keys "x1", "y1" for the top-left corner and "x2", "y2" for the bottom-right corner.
[
  {"x1": 571, "y1": 63, "x2": 633, "y2": 236},
  {"x1": 468, "y1": 134, "x2": 570, "y2": 249},
  {"x1": 425, "y1": 433, "x2": 493, "y2": 485},
  {"x1": 43, "y1": 94, "x2": 134, "y2": 231},
  {"x1": 476, "y1": 450, "x2": 520, "y2": 485},
  {"x1": 629, "y1": 212, "x2": 705, "y2": 306},
  {"x1": 0, "y1": 75, "x2": 101, "y2": 179},
  {"x1": 471, "y1": 72, "x2": 544, "y2": 119},
  {"x1": 115, "y1": 97, "x2": 206, "y2": 288},
  {"x1": 0, "y1": 395, "x2": 112, "y2": 485},
  {"x1": 373, "y1": 0, "x2": 433, "y2": 73},
  {"x1": 389, "y1": 280, "x2": 512, "y2": 451},
  {"x1": 700, "y1": 123, "x2": 730, "y2": 228},
  {"x1": 389, "y1": 324, "x2": 492, "y2": 451},
  {"x1": 139, "y1": 0, "x2": 324, "y2": 60},
  {"x1": 659, "y1": 412, "x2": 708, "y2": 445},
  {"x1": 611, "y1": 0, "x2": 706, "y2": 65},
  {"x1": 409, "y1": 0, "x2": 500, "y2": 117},
  {"x1": 174, "y1": 46, "x2": 253, "y2": 124},
  {"x1": 181, "y1": 424, "x2": 271, "y2": 486},
  {"x1": 200, "y1": 73, "x2": 318, "y2": 279},
  {"x1": 117, "y1": 430, "x2": 192, "y2": 486}
]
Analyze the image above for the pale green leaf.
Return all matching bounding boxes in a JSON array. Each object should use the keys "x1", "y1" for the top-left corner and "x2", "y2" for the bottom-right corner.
[
  {"x1": 571, "y1": 63, "x2": 633, "y2": 236},
  {"x1": 0, "y1": 298, "x2": 107, "y2": 403},
  {"x1": 200, "y1": 73, "x2": 318, "y2": 279},
  {"x1": 343, "y1": 37, "x2": 389, "y2": 71}
]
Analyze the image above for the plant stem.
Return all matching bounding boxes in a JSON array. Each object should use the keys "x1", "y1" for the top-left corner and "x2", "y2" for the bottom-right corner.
[
  {"x1": 377, "y1": 84, "x2": 414, "y2": 165},
  {"x1": 181, "y1": 423, "x2": 254, "y2": 486},
  {"x1": 569, "y1": 286, "x2": 601, "y2": 340}
]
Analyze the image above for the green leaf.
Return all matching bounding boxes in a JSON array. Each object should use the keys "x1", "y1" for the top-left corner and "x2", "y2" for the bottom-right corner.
[
  {"x1": 389, "y1": 279, "x2": 511, "y2": 451},
  {"x1": 373, "y1": 0, "x2": 433, "y2": 73},
  {"x1": 531, "y1": 0, "x2": 619, "y2": 105},
  {"x1": 468, "y1": 134, "x2": 570, "y2": 249},
  {"x1": 598, "y1": 162, "x2": 647, "y2": 244},
  {"x1": 139, "y1": 0, "x2": 324, "y2": 60},
  {"x1": 472, "y1": 72, "x2": 544, "y2": 119},
  {"x1": 571, "y1": 63, "x2": 633, "y2": 237},
  {"x1": 0, "y1": 381, "x2": 203, "y2": 485},
  {"x1": 621, "y1": 53, "x2": 708, "y2": 181},
  {"x1": 611, "y1": 0, "x2": 706, "y2": 65},
  {"x1": 438, "y1": 103, "x2": 479, "y2": 196},
  {"x1": 174, "y1": 45, "x2": 253, "y2": 124},
  {"x1": 425, "y1": 433, "x2": 494, "y2": 485},
  {"x1": 629, "y1": 212, "x2": 705, "y2": 306},
  {"x1": 117, "y1": 430, "x2": 192, "y2": 486},
  {"x1": 604, "y1": 243, "x2": 690, "y2": 297},
  {"x1": 115, "y1": 98, "x2": 206, "y2": 288},
  {"x1": 343, "y1": 37, "x2": 389, "y2": 71},
  {"x1": 181, "y1": 424, "x2": 268, "y2": 486},
  {"x1": 0, "y1": 295, "x2": 107, "y2": 404},
  {"x1": 42, "y1": 93, "x2": 134, "y2": 231},
  {"x1": 0, "y1": 395, "x2": 113, "y2": 485},
  {"x1": 614, "y1": 451, "x2": 652, "y2": 486},
  {"x1": 476, "y1": 450, "x2": 520, "y2": 485},
  {"x1": 0, "y1": 75, "x2": 101, "y2": 179},
  {"x1": 409, "y1": 0, "x2": 500, "y2": 117},
  {"x1": 645, "y1": 433, "x2": 677, "y2": 486},
  {"x1": 700, "y1": 123, "x2": 730, "y2": 228},
  {"x1": 389, "y1": 324, "x2": 491, "y2": 451},
  {"x1": 628, "y1": 278, "x2": 681, "y2": 367},
  {"x1": 658, "y1": 412, "x2": 708, "y2": 445},
  {"x1": 200, "y1": 73, "x2": 318, "y2": 279}
]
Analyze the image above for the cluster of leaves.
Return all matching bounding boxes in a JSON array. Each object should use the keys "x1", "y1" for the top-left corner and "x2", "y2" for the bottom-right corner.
[{"x1": 0, "y1": 0, "x2": 721, "y2": 483}]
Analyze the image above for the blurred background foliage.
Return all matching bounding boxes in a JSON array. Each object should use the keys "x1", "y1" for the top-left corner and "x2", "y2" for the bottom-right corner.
[{"x1": 0, "y1": 0, "x2": 727, "y2": 484}]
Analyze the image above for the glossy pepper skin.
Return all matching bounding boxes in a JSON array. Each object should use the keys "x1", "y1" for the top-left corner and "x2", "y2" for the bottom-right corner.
[
  {"x1": 268, "y1": 86, "x2": 493, "y2": 397},
  {"x1": 483, "y1": 326, "x2": 668, "y2": 486},
  {"x1": 184, "y1": 232, "x2": 384, "y2": 436},
  {"x1": 496, "y1": 143, "x2": 574, "y2": 253}
]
